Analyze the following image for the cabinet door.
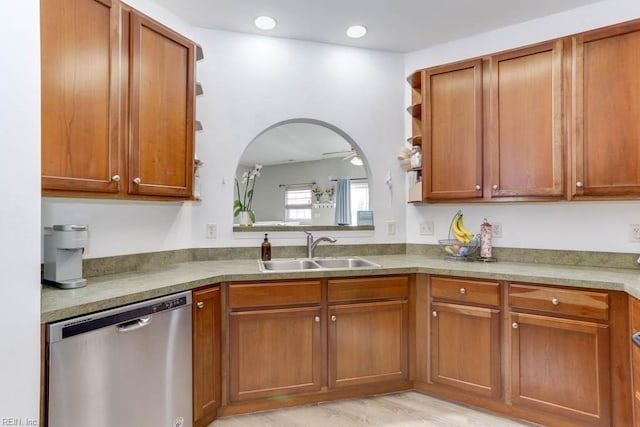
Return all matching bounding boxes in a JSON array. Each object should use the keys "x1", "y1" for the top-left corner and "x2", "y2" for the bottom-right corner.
[
  {"x1": 571, "y1": 22, "x2": 640, "y2": 198},
  {"x1": 229, "y1": 306, "x2": 322, "y2": 402},
  {"x1": 423, "y1": 60, "x2": 483, "y2": 200},
  {"x1": 510, "y1": 312, "x2": 610, "y2": 426},
  {"x1": 129, "y1": 12, "x2": 195, "y2": 197},
  {"x1": 41, "y1": 0, "x2": 121, "y2": 194},
  {"x1": 431, "y1": 302, "x2": 500, "y2": 398},
  {"x1": 193, "y1": 286, "x2": 221, "y2": 427},
  {"x1": 328, "y1": 300, "x2": 408, "y2": 389},
  {"x1": 487, "y1": 41, "x2": 564, "y2": 199}
]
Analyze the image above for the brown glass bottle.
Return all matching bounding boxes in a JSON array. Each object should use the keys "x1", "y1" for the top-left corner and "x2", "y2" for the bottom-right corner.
[{"x1": 261, "y1": 233, "x2": 271, "y2": 261}]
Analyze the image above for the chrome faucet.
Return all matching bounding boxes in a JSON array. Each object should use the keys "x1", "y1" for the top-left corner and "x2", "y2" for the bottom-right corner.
[{"x1": 305, "y1": 231, "x2": 337, "y2": 258}]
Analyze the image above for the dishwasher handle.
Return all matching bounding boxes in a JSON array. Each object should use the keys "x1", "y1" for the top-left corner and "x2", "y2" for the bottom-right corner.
[
  {"x1": 117, "y1": 316, "x2": 152, "y2": 333},
  {"x1": 632, "y1": 332, "x2": 640, "y2": 348}
]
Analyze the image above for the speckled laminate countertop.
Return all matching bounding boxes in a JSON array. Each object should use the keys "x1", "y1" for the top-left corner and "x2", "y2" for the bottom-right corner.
[{"x1": 41, "y1": 254, "x2": 640, "y2": 323}]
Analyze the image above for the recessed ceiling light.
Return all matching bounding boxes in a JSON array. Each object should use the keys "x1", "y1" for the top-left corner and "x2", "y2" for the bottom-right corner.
[
  {"x1": 254, "y1": 15, "x2": 277, "y2": 31},
  {"x1": 346, "y1": 25, "x2": 367, "y2": 39}
]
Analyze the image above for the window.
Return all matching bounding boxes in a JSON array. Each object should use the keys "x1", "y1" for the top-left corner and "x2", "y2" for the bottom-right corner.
[
  {"x1": 350, "y1": 181, "x2": 369, "y2": 224},
  {"x1": 284, "y1": 185, "x2": 312, "y2": 223}
]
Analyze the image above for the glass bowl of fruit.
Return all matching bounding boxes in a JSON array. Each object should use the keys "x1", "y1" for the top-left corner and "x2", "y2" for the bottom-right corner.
[{"x1": 438, "y1": 210, "x2": 480, "y2": 261}]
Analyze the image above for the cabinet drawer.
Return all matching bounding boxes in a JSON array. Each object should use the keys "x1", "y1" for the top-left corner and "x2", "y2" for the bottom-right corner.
[
  {"x1": 328, "y1": 276, "x2": 408, "y2": 303},
  {"x1": 509, "y1": 283, "x2": 608, "y2": 321},
  {"x1": 229, "y1": 280, "x2": 321, "y2": 309},
  {"x1": 431, "y1": 276, "x2": 500, "y2": 307}
]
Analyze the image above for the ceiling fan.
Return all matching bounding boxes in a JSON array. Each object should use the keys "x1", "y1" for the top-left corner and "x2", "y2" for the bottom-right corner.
[{"x1": 321, "y1": 148, "x2": 360, "y2": 162}]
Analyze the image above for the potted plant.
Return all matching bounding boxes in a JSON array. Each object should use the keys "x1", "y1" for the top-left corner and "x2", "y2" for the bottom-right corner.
[
  {"x1": 325, "y1": 186, "x2": 335, "y2": 202},
  {"x1": 234, "y1": 164, "x2": 262, "y2": 226},
  {"x1": 312, "y1": 186, "x2": 324, "y2": 203}
]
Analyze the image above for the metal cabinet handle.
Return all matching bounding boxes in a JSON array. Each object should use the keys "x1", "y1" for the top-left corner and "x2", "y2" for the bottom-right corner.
[
  {"x1": 492, "y1": 184, "x2": 498, "y2": 190},
  {"x1": 459, "y1": 288, "x2": 466, "y2": 295},
  {"x1": 331, "y1": 315, "x2": 337, "y2": 322},
  {"x1": 551, "y1": 298, "x2": 559, "y2": 306},
  {"x1": 133, "y1": 177, "x2": 141, "y2": 184},
  {"x1": 512, "y1": 322, "x2": 519, "y2": 329},
  {"x1": 475, "y1": 185, "x2": 481, "y2": 191},
  {"x1": 432, "y1": 311, "x2": 437, "y2": 318},
  {"x1": 112, "y1": 174, "x2": 121, "y2": 182},
  {"x1": 576, "y1": 181, "x2": 583, "y2": 188},
  {"x1": 196, "y1": 301, "x2": 204, "y2": 309},
  {"x1": 314, "y1": 316, "x2": 320, "y2": 323},
  {"x1": 632, "y1": 332, "x2": 640, "y2": 348}
]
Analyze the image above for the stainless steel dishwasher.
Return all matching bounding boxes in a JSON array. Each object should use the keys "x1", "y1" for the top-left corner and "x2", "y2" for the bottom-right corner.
[{"x1": 46, "y1": 291, "x2": 192, "y2": 427}]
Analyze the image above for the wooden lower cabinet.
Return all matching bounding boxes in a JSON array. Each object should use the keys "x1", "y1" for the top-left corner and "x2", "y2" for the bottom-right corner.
[
  {"x1": 211, "y1": 275, "x2": 631, "y2": 426},
  {"x1": 228, "y1": 306, "x2": 322, "y2": 402},
  {"x1": 510, "y1": 311, "x2": 610, "y2": 426},
  {"x1": 414, "y1": 275, "x2": 631, "y2": 427},
  {"x1": 427, "y1": 276, "x2": 501, "y2": 398},
  {"x1": 222, "y1": 276, "x2": 410, "y2": 415},
  {"x1": 193, "y1": 286, "x2": 221, "y2": 427},
  {"x1": 328, "y1": 300, "x2": 408, "y2": 389},
  {"x1": 431, "y1": 302, "x2": 500, "y2": 398}
]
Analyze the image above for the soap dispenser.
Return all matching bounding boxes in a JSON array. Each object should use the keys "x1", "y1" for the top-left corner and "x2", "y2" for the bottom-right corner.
[{"x1": 261, "y1": 233, "x2": 271, "y2": 261}]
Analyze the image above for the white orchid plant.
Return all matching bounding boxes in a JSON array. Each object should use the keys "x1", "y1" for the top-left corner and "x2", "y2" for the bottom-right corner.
[{"x1": 234, "y1": 164, "x2": 263, "y2": 223}]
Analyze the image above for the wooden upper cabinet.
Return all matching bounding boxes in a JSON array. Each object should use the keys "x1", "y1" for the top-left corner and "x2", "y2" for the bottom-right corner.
[
  {"x1": 41, "y1": 0, "x2": 121, "y2": 193},
  {"x1": 41, "y1": 0, "x2": 196, "y2": 199},
  {"x1": 423, "y1": 60, "x2": 484, "y2": 200},
  {"x1": 570, "y1": 21, "x2": 640, "y2": 198},
  {"x1": 417, "y1": 42, "x2": 565, "y2": 203},
  {"x1": 487, "y1": 40, "x2": 564, "y2": 199},
  {"x1": 129, "y1": 12, "x2": 195, "y2": 197}
]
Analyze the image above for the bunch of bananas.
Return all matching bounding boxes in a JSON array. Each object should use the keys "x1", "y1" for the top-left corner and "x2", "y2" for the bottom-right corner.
[{"x1": 452, "y1": 211, "x2": 475, "y2": 243}]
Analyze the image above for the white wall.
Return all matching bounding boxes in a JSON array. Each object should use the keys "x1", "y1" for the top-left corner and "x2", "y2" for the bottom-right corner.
[
  {"x1": 41, "y1": 1, "x2": 640, "y2": 258},
  {"x1": 404, "y1": 0, "x2": 640, "y2": 254},
  {"x1": 0, "y1": 0, "x2": 41, "y2": 421},
  {"x1": 43, "y1": 10, "x2": 406, "y2": 258}
]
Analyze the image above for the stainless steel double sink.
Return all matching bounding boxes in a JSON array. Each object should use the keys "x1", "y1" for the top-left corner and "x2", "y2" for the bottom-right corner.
[{"x1": 258, "y1": 256, "x2": 381, "y2": 272}]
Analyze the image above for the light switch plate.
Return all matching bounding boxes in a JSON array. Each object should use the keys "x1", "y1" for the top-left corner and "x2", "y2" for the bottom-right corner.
[
  {"x1": 386, "y1": 220, "x2": 396, "y2": 235},
  {"x1": 492, "y1": 222, "x2": 503, "y2": 238},
  {"x1": 206, "y1": 223, "x2": 217, "y2": 239}
]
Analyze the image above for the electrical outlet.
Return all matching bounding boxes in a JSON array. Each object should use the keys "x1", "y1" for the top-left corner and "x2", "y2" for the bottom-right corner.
[
  {"x1": 386, "y1": 220, "x2": 396, "y2": 236},
  {"x1": 419, "y1": 221, "x2": 434, "y2": 235},
  {"x1": 206, "y1": 223, "x2": 217, "y2": 239},
  {"x1": 492, "y1": 222, "x2": 503, "y2": 238},
  {"x1": 630, "y1": 224, "x2": 640, "y2": 242}
]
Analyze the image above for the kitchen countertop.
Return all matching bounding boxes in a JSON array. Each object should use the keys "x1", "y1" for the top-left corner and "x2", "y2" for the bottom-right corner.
[{"x1": 41, "y1": 254, "x2": 640, "y2": 323}]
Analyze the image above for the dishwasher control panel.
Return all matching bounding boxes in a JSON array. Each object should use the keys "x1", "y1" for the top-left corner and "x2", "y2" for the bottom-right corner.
[{"x1": 153, "y1": 296, "x2": 188, "y2": 312}]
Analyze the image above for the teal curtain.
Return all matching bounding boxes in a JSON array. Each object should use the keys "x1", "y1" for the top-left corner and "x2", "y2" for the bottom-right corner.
[{"x1": 334, "y1": 178, "x2": 351, "y2": 225}]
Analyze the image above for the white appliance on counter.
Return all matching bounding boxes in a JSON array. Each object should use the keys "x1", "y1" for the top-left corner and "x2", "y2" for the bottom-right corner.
[
  {"x1": 43, "y1": 224, "x2": 88, "y2": 288},
  {"x1": 46, "y1": 291, "x2": 193, "y2": 427}
]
